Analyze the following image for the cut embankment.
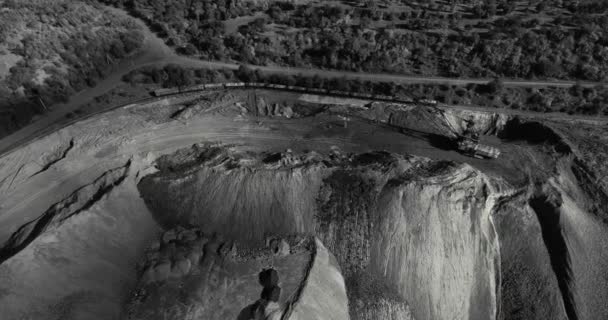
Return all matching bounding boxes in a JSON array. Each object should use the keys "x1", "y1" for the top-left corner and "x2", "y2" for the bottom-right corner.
[
  {"x1": 138, "y1": 145, "x2": 502, "y2": 320},
  {"x1": 492, "y1": 192, "x2": 568, "y2": 320},
  {"x1": 370, "y1": 164, "x2": 500, "y2": 320},
  {"x1": 0, "y1": 160, "x2": 160, "y2": 320},
  {"x1": 549, "y1": 182, "x2": 608, "y2": 320},
  {"x1": 510, "y1": 178, "x2": 608, "y2": 320},
  {"x1": 138, "y1": 163, "x2": 325, "y2": 243},
  {"x1": 137, "y1": 145, "x2": 331, "y2": 243}
]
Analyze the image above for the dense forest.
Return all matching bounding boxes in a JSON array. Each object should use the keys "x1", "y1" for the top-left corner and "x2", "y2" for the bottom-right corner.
[
  {"x1": 0, "y1": 0, "x2": 144, "y2": 137},
  {"x1": 98, "y1": 0, "x2": 608, "y2": 82}
]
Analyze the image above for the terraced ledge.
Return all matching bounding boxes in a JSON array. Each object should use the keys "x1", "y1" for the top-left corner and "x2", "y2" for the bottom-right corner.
[
  {"x1": 30, "y1": 138, "x2": 75, "y2": 177},
  {"x1": 0, "y1": 159, "x2": 131, "y2": 264}
]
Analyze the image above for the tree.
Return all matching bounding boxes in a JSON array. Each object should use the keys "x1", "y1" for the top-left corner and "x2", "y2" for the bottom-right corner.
[
  {"x1": 569, "y1": 82, "x2": 584, "y2": 97},
  {"x1": 487, "y1": 78, "x2": 504, "y2": 94},
  {"x1": 163, "y1": 65, "x2": 194, "y2": 89},
  {"x1": 488, "y1": 0, "x2": 497, "y2": 17},
  {"x1": 235, "y1": 64, "x2": 256, "y2": 82}
]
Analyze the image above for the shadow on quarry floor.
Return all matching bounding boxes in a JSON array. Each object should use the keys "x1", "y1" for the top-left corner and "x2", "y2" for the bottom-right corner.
[
  {"x1": 237, "y1": 268, "x2": 282, "y2": 320},
  {"x1": 530, "y1": 193, "x2": 578, "y2": 320},
  {"x1": 399, "y1": 127, "x2": 455, "y2": 151},
  {"x1": 237, "y1": 303, "x2": 258, "y2": 320}
]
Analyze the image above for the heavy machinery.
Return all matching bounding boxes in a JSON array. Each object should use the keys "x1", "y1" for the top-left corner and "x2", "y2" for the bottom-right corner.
[{"x1": 454, "y1": 129, "x2": 501, "y2": 159}]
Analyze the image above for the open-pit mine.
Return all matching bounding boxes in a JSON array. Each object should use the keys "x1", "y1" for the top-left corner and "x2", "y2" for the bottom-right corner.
[{"x1": 1, "y1": 89, "x2": 608, "y2": 320}]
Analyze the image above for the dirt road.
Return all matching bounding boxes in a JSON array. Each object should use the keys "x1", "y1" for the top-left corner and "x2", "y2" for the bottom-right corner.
[{"x1": 0, "y1": 5, "x2": 606, "y2": 155}]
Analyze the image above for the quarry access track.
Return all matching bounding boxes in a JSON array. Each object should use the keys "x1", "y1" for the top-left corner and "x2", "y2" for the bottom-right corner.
[
  {"x1": 2, "y1": 4, "x2": 607, "y2": 160},
  {"x1": 1, "y1": 83, "x2": 607, "y2": 161}
]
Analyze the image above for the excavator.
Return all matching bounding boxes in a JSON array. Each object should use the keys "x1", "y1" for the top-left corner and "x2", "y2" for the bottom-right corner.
[
  {"x1": 426, "y1": 105, "x2": 501, "y2": 159},
  {"x1": 454, "y1": 126, "x2": 501, "y2": 159}
]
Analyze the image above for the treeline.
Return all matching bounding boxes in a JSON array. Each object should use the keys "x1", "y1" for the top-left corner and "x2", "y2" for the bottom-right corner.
[
  {"x1": 95, "y1": 0, "x2": 261, "y2": 59},
  {"x1": 124, "y1": 65, "x2": 608, "y2": 116},
  {"x1": 0, "y1": 0, "x2": 144, "y2": 138},
  {"x1": 99, "y1": 0, "x2": 608, "y2": 82},
  {"x1": 256, "y1": 2, "x2": 608, "y2": 81}
]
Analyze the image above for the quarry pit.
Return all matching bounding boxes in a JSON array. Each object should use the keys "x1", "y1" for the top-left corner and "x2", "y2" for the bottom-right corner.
[{"x1": 1, "y1": 89, "x2": 608, "y2": 320}]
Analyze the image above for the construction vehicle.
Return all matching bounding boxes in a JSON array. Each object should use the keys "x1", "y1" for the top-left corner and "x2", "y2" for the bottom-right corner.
[{"x1": 454, "y1": 128, "x2": 501, "y2": 159}]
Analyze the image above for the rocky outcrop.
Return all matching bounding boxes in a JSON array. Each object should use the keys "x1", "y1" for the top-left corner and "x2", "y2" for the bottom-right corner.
[
  {"x1": 139, "y1": 227, "x2": 209, "y2": 284},
  {"x1": 442, "y1": 109, "x2": 509, "y2": 136},
  {"x1": 127, "y1": 228, "x2": 315, "y2": 320},
  {"x1": 381, "y1": 104, "x2": 508, "y2": 138},
  {"x1": 286, "y1": 238, "x2": 350, "y2": 320},
  {"x1": 254, "y1": 97, "x2": 294, "y2": 118}
]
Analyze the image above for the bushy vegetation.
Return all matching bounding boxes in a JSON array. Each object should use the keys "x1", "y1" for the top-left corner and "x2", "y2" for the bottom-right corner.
[
  {"x1": 100, "y1": 0, "x2": 608, "y2": 82},
  {"x1": 125, "y1": 64, "x2": 608, "y2": 116},
  {"x1": 0, "y1": 0, "x2": 144, "y2": 137},
  {"x1": 122, "y1": 64, "x2": 237, "y2": 88}
]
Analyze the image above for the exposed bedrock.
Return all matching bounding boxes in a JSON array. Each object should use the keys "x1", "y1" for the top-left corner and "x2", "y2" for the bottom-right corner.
[
  {"x1": 384, "y1": 105, "x2": 508, "y2": 137},
  {"x1": 138, "y1": 145, "x2": 502, "y2": 320},
  {"x1": 442, "y1": 109, "x2": 509, "y2": 136},
  {"x1": 137, "y1": 148, "x2": 326, "y2": 242}
]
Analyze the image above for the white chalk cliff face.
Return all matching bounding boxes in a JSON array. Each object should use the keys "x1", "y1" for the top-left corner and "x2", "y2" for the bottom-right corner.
[{"x1": 371, "y1": 165, "x2": 499, "y2": 320}]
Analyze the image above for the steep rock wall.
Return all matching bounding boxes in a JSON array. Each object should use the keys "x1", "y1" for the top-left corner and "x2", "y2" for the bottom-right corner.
[
  {"x1": 370, "y1": 164, "x2": 500, "y2": 320},
  {"x1": 139, "y1": 164, "x2": 326, "y2": 243},
  {"x1": 443, "y1": 109, "x2": 509, "y2": 135}
]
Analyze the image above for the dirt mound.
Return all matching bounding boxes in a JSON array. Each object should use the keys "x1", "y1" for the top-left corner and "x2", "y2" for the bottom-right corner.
[{"x1": 125, "y1": 229, "x2": 334, "y2": 320}]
